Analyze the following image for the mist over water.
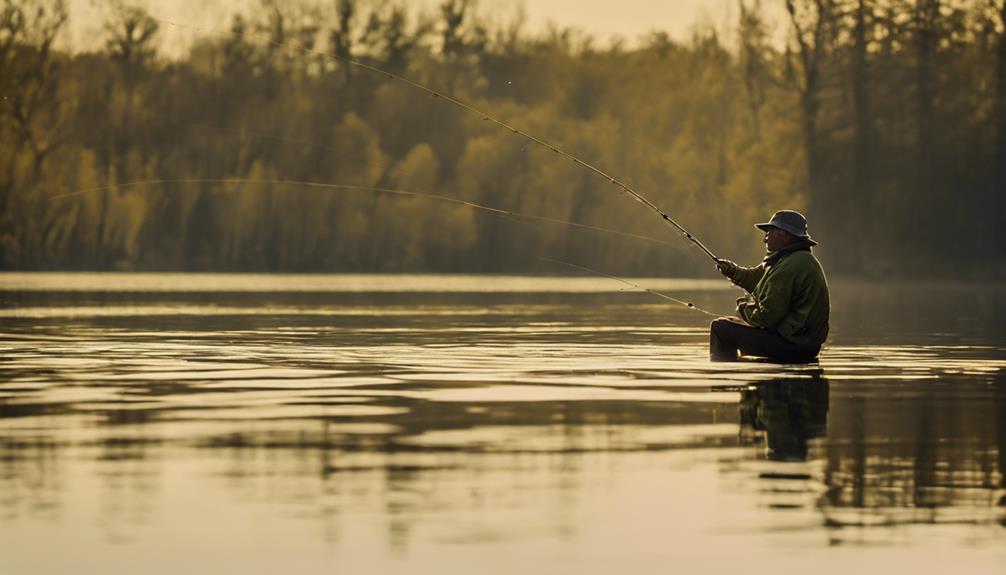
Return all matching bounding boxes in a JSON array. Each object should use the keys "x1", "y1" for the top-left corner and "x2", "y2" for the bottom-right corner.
[{"x1": 1, "y1": 274, "x2": 1004, "y2": 573}]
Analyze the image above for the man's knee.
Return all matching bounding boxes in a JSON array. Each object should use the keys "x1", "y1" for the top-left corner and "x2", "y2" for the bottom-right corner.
[
  {"x1": 709, "y1": 318, "x2": 738, "y2": 361},
  {"x1": 711, "y1": 317, "x2": 743, "y2": 339}
]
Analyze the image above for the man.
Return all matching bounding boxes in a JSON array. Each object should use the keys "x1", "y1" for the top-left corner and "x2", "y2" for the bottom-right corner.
[{"x1": 710, "y1": 210, "x2": 830, "y2": 362}]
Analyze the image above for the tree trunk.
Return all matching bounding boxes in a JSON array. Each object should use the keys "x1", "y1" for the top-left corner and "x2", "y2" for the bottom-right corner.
[
  {"x1": 801, "y1": 87, "x2": 821, "y2": 213},
  {"x1": 851, "y1": 1, "x2": 871, "y2": 205},
  {"x1": 333, "y1": 0, "x2": 355, "y2": 85},
  {"x1": 914, "y1": 0, "x2": 938, "y2": 257},
  {"x1": 785, "y1": 0, "x2": 827, "y2": 220},
  {"x1": 996, "y1": 2, "x2": 1006, "y2": 262},
  {"x1": 96, "y1": 189, "x2": 109, "y2": 268},
  {"x1": 739, "y1": 0, "x2": 767, "y2": 141},
  {"x1": 850, "y1": 0, "x2": 872, "y2": 267}
]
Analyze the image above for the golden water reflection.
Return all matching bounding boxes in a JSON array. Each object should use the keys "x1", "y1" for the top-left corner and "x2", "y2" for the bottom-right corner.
[{"x1": 1, "y1": 277, "x2": 1004, "y2": 572}]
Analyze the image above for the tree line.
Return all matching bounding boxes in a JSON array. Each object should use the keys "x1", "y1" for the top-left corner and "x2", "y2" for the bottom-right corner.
[{"x1": 1, "y1": 0, "x2": 1003, "y2": 277}]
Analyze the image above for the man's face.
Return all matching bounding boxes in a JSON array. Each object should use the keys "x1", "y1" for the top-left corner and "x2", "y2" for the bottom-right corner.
[{"x1": 763, "y1": 227, "x2": 794, "y2": 252}]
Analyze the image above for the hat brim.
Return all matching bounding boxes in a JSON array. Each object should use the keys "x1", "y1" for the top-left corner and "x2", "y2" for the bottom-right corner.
[
  {"x1": 756, "y1": 222, "x2": 808, "y2": 236},
  {"x1": 754, "y1": 223, "x2": 817, "y2": 245}
]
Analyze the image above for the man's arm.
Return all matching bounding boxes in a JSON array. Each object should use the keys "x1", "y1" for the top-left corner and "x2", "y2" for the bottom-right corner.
[{"x1": 717, "y1": 259, "x2": 765, "y2": 294}]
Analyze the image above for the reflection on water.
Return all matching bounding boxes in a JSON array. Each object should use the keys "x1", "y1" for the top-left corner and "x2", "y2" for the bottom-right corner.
[
  {"x1": 1, "y1": 274, "x2": 1004, "y2": 573},
  {"x1": 738, "y1": 376, "x2": 829, "y2": 462}
]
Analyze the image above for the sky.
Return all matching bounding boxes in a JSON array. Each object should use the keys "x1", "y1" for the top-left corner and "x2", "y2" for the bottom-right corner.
[{"x1": 66, "y1": 0, "x2": 786, "y2": 54}]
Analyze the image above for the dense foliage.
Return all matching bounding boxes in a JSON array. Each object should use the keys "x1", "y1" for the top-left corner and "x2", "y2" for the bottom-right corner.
[{"x1": 1, "y1": 0, "x2": 1003, "y2": 277}]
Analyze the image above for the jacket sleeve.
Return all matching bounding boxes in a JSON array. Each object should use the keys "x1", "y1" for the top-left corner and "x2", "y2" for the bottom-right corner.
[
  {"x1": 730, "y1": 264, "x2": 765, "y2": 294},
  {"x1": 739, "y1": 266, "x2": 794, "y2": 329}
]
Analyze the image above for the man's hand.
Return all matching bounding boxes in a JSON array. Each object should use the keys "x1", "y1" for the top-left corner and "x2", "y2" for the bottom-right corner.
[
  {"x1": 715, "y1": 259, "x2": 737, "y2": 278},
  {"x1": 736, "y1": 295, "x2": 754, "y2": 320}
]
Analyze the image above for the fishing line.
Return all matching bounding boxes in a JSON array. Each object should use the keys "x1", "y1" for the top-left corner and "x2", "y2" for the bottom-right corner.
[
  {"x1": 49, "y1": 178, "x2": 687, "y2": 250},
  {"x1": 160, "y1": 17, "x2": 721, "y2": 262},
  {"x1": 541, "y1": 258, "x2": 720, "y2": 317}
]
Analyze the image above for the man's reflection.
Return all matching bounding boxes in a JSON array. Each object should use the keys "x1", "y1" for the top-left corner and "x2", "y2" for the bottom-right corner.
[{"x1": 739, "y1": 376, "x2": 829, "y2": 461}]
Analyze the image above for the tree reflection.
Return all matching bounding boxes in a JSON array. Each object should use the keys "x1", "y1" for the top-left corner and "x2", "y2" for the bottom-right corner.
[
  {"x1": 735, "y1": 372, "x2": 1006, "y2": 533},
  {"x1": 818, "y1": 372, "x2": 1006, "y2": 531}
]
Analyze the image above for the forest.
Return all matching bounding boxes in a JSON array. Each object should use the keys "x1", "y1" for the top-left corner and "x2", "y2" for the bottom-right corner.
[{"x1": 1, "y1": 0, "x2": 1004, "y2": 278}]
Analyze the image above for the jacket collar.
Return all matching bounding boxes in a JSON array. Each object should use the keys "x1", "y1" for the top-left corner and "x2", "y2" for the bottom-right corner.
[{"x1": 763, "y1": 238, "x2": 817, "y2": 268}]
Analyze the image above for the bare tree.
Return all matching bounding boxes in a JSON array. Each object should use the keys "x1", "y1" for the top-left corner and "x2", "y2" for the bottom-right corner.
[
  {"x1": 359, "y1": 1, "x2": 430, "y2": 73},
  {"x1": 441, "y1": 0, "x2": 471, "y2": 57},
  {"x1": 103, "y1": 0, "x2": 158, "y2": 71},
  {"x1": 784, "y1": 0, "x2": 836, "y2": 215},
  {"x1": 223, "y1": 14, "x2": 255, "y2": 77},
  {"x1": 439, "y1": 0, "x2": 488, "y2": 93},
  {"x1": 915, "y1": 0, "x2": 939, "y2": 205},
  {"x1": 0, "y1": 0, "x2": 67, "y2": 269},
  {"x1": 329, "y1": 0, "x2": 355, "y2": 81},
  {"x1": 0, "y1": 0, "x2": 67, "y2": 194},
  {"x1": 99, "y1": 0, "x2": 158, "y2": 166},
  {"x1": 0, "y1": 0, "x2": 25, "y2": 80},
  {"x1": 996, "y1": 0, "x2": 1006, "y2": 256},
  {"x1": 738, "y1": 0, "x2": 769, "y2": 140},
  {"x1": 850, "y1": 0, "x2": 873, "y2": 210}
]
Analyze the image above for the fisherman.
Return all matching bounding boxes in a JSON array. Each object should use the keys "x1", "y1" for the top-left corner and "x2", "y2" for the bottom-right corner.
[{"x1": 709, "y1": 210, "x2": 830, "y2": 363}]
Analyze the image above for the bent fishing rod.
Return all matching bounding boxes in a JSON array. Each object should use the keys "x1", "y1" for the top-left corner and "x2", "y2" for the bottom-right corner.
[{"x1": 161, "y1": 18, "x2": 720, "y2": 263}]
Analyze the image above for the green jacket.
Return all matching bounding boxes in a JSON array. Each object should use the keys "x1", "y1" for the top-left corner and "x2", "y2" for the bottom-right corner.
[{"x1": 731, "y1": 249, "x2": 830, "y2": 350}]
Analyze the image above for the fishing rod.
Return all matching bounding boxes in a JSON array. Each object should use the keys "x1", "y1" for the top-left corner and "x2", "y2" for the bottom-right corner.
[
  {"x1": 49, "y1": 178, "x2": 687, "y2": 250},
  {"x1": 160, "y1": 18, "x2": 721, "y2": 263},
  {"x1": 542, "y1": 258, "x2": 719, "y2": 317}
]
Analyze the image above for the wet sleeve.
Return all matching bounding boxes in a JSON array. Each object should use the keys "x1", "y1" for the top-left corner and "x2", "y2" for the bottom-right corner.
[
  {"x1": 731, "y1": 265, "x2": 765, "y2": 294},
  {"x1": 740, "y1": 269, "x2": 794, "y2": 329}
]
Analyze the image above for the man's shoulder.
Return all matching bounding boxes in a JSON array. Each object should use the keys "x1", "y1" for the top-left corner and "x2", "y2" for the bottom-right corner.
[
  {"x1": 785, "y1": 250, "x2": 822, "y2": 265},
  {"x1": 778, "y1": 250, "x2": 826, "y2": 276}
]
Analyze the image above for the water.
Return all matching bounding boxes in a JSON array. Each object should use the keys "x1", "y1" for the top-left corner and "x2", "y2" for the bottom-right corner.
[{"x1": 1, "y1": 273, "x2": 1004, "y2": 574}]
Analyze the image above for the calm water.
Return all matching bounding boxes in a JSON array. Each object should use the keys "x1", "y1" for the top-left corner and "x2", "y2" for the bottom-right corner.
[{"x1": 1, "y1": 273, "x2": 1004, "y2": 574}]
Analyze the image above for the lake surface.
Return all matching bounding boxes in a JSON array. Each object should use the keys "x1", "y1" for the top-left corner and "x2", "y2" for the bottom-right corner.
[{"x1": 1, "y1": 273, "x2": 1004, "y2": 574}]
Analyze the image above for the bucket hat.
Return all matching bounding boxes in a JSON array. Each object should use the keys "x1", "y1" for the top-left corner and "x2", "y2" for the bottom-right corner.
[{"x1": 755, "y1": 210, "x2": 814, "y2": 242}]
